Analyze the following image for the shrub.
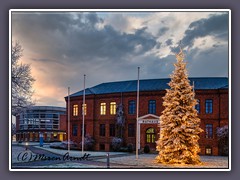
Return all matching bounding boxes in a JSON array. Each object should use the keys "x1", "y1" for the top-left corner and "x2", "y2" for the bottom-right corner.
[
  {"x1": 127, "y1": 143, "x2": 134, "y2": 153},
  {"x1": 119, "y1": 147, "x2": 128, "y2": 152},
  {"x1": 50, "y1": 141, "x2": 77, "y2": 149},
  {"x1": 144, "y1": 144, "x2": 150, "y2": 153},
  {"x1": 216, "y1": 125, "x2": 229, "y2": 156},
  {"x1": 80, "y1": 134, "x2": 95, "y2": 151},
  {"x1": 111, "y1": 137, "x2": 123, "y2": 151}
]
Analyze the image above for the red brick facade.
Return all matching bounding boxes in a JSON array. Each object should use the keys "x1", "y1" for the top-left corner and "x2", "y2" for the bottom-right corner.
[{"x1": 65, "y1": 88, "x2": 229, "y2": 155}]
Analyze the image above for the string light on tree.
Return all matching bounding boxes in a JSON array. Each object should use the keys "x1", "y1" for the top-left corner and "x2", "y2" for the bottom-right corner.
[{"x1": 156, "y1": 44, "x2": 203, "y2": 165}]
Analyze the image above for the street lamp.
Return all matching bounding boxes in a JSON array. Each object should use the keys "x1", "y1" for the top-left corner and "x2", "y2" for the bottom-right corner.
[{"x1": 25, "y1": 142, "x2": 29, "y2": 151}]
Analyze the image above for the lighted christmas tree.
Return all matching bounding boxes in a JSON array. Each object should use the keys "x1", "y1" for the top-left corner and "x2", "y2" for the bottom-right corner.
[{"x1": 156, "y1": 47, "x2": 203, "y2": 165}]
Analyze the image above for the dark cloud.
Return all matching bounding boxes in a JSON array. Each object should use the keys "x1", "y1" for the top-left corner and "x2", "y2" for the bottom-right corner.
[
  {"x1": 165, "y1": 39, "x2": 173, "y2": 46},
  {"x1": 12, "y1": 12, "x2": 157, "y2": 64},
  {"x1": 31, "y1": 58, "x2": 66, "y2": 66},
  {"x1": 187, "y1": 46, "x2": 228, "y2": 77},
  {"x1": 162, "y1": 42, "x2": 228, "y2": 79},
  {"x1": 85, "y1": 13, "x2": 103, "y2": 26},
  {"x1": 106, "y1": 14, "x2": 130, "y2": 31},
  {"x1": 11, "y1": 12, "x2": 229, "y2": 107},
  {"x1": 66, "y1": 25, "x2": 157, "y2": 62},
  {"x1": 181, "y1": 13, "x2": 229, "y2": 48},
  {"x1": 158, "y1": 27, "x2": 169, "y2": 36},
  {"x1": 212, "y1": 43, "x2": 223, "y2": 48},
  {"x1": 140, "y1": 54, "x2": 176, "y2": 79},
  {"x1": 31, "y1": 58, "x2": 56, "y2": 62},
  {"x1": 155, "y1": 42, "x2": 162, "y2": 49}
]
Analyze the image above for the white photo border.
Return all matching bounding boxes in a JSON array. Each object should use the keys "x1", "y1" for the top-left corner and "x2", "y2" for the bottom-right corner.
[{"x1": 9, "y1": 9, "x2": 231, "y2": 172}]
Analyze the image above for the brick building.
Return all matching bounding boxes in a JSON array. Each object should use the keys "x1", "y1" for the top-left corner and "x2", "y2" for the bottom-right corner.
[
  {"x1": 16, "y1": 106, "x2": 67, "y2": 142},
  {"x1": 65, "y1": 77, "x2": 228, "y2": 155}
]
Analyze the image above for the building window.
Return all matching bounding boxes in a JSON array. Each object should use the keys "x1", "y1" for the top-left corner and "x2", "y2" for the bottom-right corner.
[
  {"x1": 195, "y1": 99, "x2": 200, "y2": 113},
  {"x1": 100, "y1": 124, "x2": 105, "y2": 136},
  {"x1": 205, "y1": 124, "x2": 213, "y2": 138},
  {"x1": 47, "y1": 132, "x2": 51, "y2": 141},
  {"x1": 109, "y1": 124, "x2": 115, "y2": 137},
  {"x1": 205, "y1": 99, "x2": 213, "y2": 114},
  {"x1": 100, "y1": 144, "x2": 105, "y2": 151},
  {"x1": 80, "y1": 125, "x2": 86, "y2": 136},
  {"x1": 72, "y1": 124, "x2": 78, "y2": 136},
  {"x1": 100, "y1": 103, "x2": 106, "y2": 115},
  {"x1": 82, "y1": 103, "x2": 87, "y2": 115},
  {"x1": 73, "y1": 104, "x2": 78, "y2": 116},
  {"x1": 146, "y1": 128, "x2": 156, "y2": 143},
  {"x1": 205, "y1": 147, "x2": 212, "y2": 155},
  {"x1": 128, "y1": 100, "x2": 136, "y2": 115},
  {"x1": 110, "y1": 102, "x2": 116, "y2": 115},
  {"x1": 148, "y1": 100, "x2": 156, "y2": 114},
  {"x1": 128, "y1": 123, "x2": 135, "y2": 137}
]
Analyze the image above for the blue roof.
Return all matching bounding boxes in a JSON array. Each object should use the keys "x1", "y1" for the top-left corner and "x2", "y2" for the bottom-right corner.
[{"x1": 69, "y1": 77, "x2": 228, "y2": 98}]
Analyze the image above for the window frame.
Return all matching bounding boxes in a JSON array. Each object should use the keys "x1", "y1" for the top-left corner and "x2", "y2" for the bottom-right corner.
[
  {"x1": 99, "y1": 124, "x2": 106, "y2": 136},
  {"x1": 146, "y1": 128, "x2": 156, "y2": 144},
  {"x1": 100, "y1": 103, "x2": 106, "y2": 115},
  {"x1": 205, "y1": 124, "x2": 213, "y2": 139},
  {"x1": 110, "y1": 102, "x2": 116, "y2": 115},
  {"x1": 72, "y1": 124, "x2": 78, "y2": 136},
  {"x1": 148, "y1": 100, "x2": 156, "y2": 114},
  {"x1": 109, "y1": 124, "x2": 115, "y2": 137},
  {"x1": 205, "y1": 147, "x2": 212, "y2": 155},
  {"x1": 205, "y1": 99, "x2": 213, "y2": 114},
  {"x1": 128, "y1": 100, "x2": 136, "y2": 115},
  {"x1": 73, "y1": 104, "x2": 78, "y2": 116}
]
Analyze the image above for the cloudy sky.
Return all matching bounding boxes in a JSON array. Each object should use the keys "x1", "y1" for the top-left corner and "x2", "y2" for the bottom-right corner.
[{"x1": 11, "y1": 10, "x2": 229, "y2": 107}]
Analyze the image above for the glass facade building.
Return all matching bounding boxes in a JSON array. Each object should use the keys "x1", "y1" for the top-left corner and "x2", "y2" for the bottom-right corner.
[{"x1": 16, "y1": 106, "x2": 66, "y2": 142}]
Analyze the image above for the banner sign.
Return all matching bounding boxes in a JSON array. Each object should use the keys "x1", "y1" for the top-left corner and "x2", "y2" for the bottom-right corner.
[{"x1": 138, "y1": 119, "x2": 160, "y2": 124}]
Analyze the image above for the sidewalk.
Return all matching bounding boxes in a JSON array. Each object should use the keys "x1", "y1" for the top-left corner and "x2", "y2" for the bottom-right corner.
[
  {"x1": 94, "y1": 154, "x2": 229, "y2": 168},
  {"x1": 33, "y1": 144, "x2": 129, "y2": 158},
  {"x1": 11, "y1": 144, "x2": 229, "y2": 169},
  {"x1": 11, "y1": 146, "x2": 37, "y2": 163},
  {"x1": 32, "y1": 145, "x2": 229, "y2": 169}
]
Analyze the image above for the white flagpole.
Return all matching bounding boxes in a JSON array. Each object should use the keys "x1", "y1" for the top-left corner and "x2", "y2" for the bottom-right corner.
[
  {"x1": 68, "y1": 87, "x2": 70, "y2": 152},
  {"x1": 82, "y1": 74, "x2": 86, "y2": 155},
  {"x1": 136, "y1": 67, "x2": 140, "y2": 159}
]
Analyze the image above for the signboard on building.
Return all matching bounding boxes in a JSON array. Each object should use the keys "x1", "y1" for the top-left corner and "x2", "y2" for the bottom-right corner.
[
  {"x1": 139, "y1": 119, "x2": 160, "y2": 124},
  {"x1": 138, "y1": 114, "x2": 160, "y2": 124}
]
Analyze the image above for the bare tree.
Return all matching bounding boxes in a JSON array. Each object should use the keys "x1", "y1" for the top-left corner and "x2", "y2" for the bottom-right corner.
[
  {"x1": 11, "y1": 41, "x2": 35, "y2": 115},
  {"x1": 11, "y1": 122, "x2": 16, "y2": 137}
]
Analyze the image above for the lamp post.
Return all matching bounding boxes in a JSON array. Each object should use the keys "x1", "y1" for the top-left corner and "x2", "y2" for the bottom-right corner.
[
  {"x1": 106, "y1": 152, "x2": 110, "y2": 168},
  {"x1": 136, "y1": 67, "x2": 140, "y2": 159},
  {"x1": 82, "y1": 74, "x2": 86, "y2": 155},
  {"x1": 25, "y1": 142, "x2": 29, "y2": 151},
  {"x1": 68, "y1": 87, "x2": 70, "y2": 152}
]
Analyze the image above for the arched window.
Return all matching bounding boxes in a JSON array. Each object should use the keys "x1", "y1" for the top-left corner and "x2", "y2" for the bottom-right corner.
[{"x1": 146, "y1": 128, "x2": 156, "y2": 143}]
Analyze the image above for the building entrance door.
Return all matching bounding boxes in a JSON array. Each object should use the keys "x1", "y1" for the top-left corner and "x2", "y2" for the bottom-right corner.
[
  {"x1": 145, "y1": 128, "x2": 156, "y2": 148},
  {"x1": 59, "y1": 133, "x2": 63, "y2": 141}
]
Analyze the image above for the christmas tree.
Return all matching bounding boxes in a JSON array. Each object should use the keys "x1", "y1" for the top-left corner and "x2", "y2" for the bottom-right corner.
[{"x1": 156, "y1": 47, "x2": 203, "y2": 165}]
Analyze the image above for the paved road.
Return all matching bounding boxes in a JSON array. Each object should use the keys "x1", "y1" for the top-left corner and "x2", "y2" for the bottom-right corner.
[{"x1": 11, "y1": 145, "x2": 133, "y2": 169}]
